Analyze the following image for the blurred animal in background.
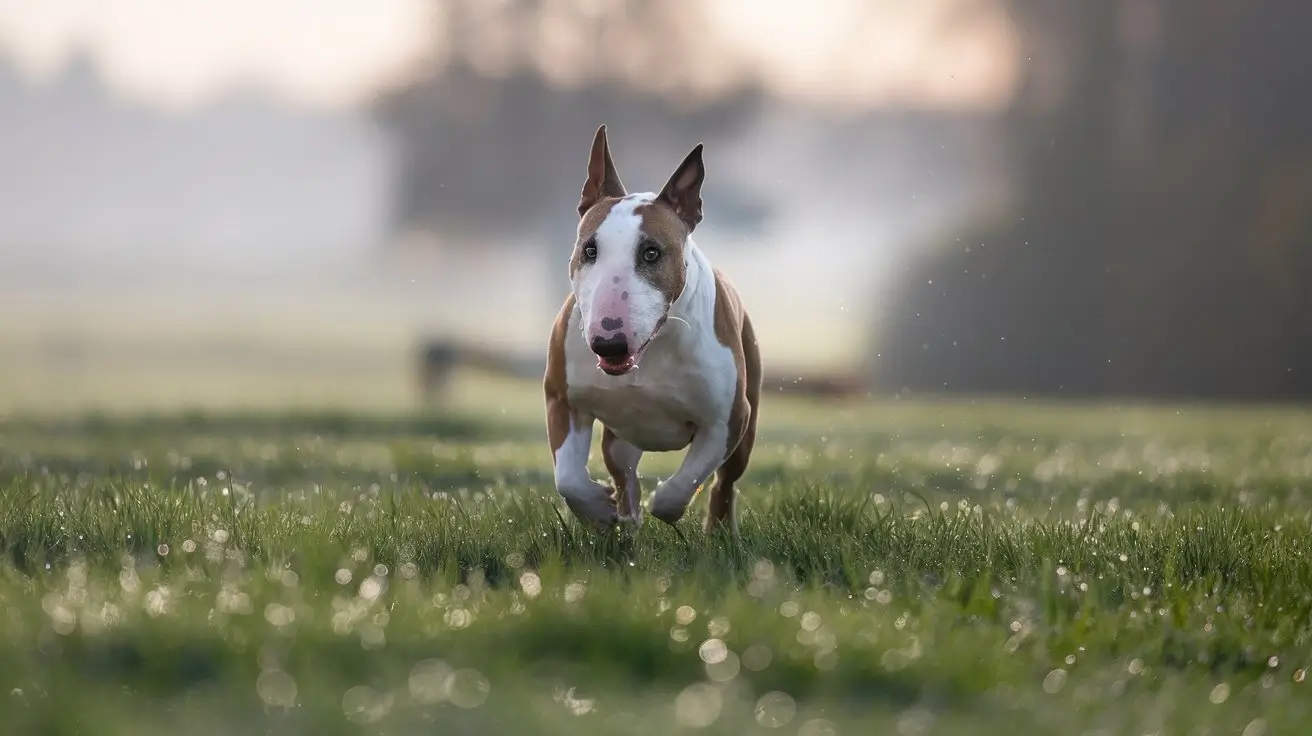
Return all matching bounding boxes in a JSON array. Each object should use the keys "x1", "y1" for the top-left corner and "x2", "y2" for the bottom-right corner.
[{"x1": 414, "y1": 337, "x2": 543, "y2": 404}]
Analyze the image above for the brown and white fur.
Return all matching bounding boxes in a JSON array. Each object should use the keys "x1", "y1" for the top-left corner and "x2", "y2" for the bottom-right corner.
[{"x1": 543, "y1": 125, "x2": 762, "y2": 537}]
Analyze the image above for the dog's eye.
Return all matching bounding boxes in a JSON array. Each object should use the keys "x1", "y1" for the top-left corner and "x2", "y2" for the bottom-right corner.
[
  {"x1": 642, "y1": 246, "x2": 661, "y2": 264},
  {"x1": 583, "y1": 244, "x2": 597, "y2": 261}
]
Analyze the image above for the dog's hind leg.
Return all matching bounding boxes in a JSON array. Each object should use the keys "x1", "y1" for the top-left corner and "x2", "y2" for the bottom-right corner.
[
  {"x1": 705, "y1": 408, "x2": 755, "y2": 538},
  {"x1": 705, "y1": 315, "x2": 762, "y2": 538},
  {"x1": 602, "y1": 426, "x2": 644, "y2": 524}
]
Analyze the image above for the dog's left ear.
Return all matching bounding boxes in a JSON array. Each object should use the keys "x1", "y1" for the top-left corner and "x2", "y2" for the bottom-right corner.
[{"x1": 657, "y1": 143, "x2": 705, "y2": 232}]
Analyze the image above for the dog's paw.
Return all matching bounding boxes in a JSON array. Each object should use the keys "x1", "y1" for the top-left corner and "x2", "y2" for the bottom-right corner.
[
  {"x1": 617, "y1": 508, "x2": 644, "y2": 529},
  {"x1": 648, "y1": 486, "x2": 691, "y2": 526},
  {"x1": 559, "y1": 480, "x2": 619, "y2": 533}
]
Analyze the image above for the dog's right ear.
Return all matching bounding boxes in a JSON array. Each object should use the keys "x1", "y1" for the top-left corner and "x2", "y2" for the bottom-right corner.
[{"x1": 579, "y1": 124, "x2": 627, "y2": 217}]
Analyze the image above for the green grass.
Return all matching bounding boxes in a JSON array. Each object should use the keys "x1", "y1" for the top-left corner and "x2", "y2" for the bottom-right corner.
[{"x1": 2, "y1": 391, "x2": 1311, "y2": 735}]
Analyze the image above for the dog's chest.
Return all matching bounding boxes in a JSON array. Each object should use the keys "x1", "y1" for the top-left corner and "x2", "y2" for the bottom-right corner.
[{"x1": 564, "y1": 327, "x2": 734, "y2": 453}]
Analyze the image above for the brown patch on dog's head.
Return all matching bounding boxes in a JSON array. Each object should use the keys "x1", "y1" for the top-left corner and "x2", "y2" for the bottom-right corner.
[
  {"x1": 628, "y1": 140, "x2": 707, "y2": 306},
  {"x1": 632, "y1": 200, "x2": 690, "y2": 308},
  {"x1": 578, "y1": 124, "x2": 627, "y2": 218},
  {"x1": 570, "y1": 198, "x2": 620, "y2": 281}
]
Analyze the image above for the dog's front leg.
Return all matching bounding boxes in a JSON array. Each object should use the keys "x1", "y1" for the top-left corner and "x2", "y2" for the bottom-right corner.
[
  {"x1": 548, "y1": 407, "x2": 618, "y2": 532},
  {"x1": 648, "y1": 422, "x2": 728, "y2": 526}
]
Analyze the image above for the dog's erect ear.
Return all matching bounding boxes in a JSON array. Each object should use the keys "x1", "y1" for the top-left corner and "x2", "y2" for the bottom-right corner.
[
  {"x1": 579, "y1": 124, "x2": 627, "y2": 217},
  {"x1": 656, "y1": 143, "x2": 705, "y2": 232}
]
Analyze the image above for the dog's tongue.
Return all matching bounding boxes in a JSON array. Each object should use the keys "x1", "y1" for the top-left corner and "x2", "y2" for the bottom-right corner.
[{"x1": 599, "y1": 355, "x2": 637, "y2": 374}]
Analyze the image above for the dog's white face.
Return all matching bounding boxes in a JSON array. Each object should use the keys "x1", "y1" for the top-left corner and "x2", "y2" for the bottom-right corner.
[
  {"x1": 571, "y1": 194, "x2": 684, "y2": 375},
  {"x1": 572, "y1": 126, "x2": 706, "y2": 376}
]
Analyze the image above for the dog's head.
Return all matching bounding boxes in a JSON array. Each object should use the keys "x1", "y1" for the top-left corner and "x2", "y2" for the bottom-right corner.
[{"x1": 570, "y1": 125, "x2": 706, "y2": 376}]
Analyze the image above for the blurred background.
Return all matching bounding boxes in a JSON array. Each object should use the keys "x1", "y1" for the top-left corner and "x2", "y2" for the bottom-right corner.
[{"x1": 0, "y1": 0, "x2": 1308, "y2": 416}]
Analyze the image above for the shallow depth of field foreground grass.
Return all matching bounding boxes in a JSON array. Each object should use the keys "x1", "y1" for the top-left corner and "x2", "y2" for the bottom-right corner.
[{"x1": 2, "y1": 396, "x2": 1312, "y2": 734}]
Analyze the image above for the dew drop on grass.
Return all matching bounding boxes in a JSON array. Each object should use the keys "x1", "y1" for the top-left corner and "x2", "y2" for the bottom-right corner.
[
  {"x1": 674, "y1": 683, "x2": 722, "y2": 729},
  {"x1": 705, "y1": 650, "x2": 740, "y2": 682},
  {"x1": 335, "y1": 569, "x2": 352, "y2": 586},
  {"x1": 814, "y1": 650, "x2": 839, "y2": 671},
  {"x1": 800, "y1": 612, "x2": 822, "y2": 631},
  {"x1": 359, "y1": 577, "x2": 384, "y2": 602},
  {"x1": 408, "y1": 659, "x2": 453, "y2": 705},
  {"x1": 1294, "y1": 668, "x2": 1307, "y2": 683},
  {"x1": 707, "y1": 617, "x2": 730, "y2": 637},
  {"x1": 447, "y1": 669, "x2": 490, "y2": 709},
  {"x1": 675, "y1": 605, "x2": 697, "y2": 625},
  {"x1": 264, "y1": 603, "x2": 295, "y2": 627},
  {"x1": 1209, "y1": 682, "x2": 1230, "y2": 704},
  {"x1": 1042, "y1": 669, "x2": 1067, "y2": 694},
  {"x1": 798, "y1": 719, "x2": 838, "y2": 736},
  {"x1": 1243, "y1": 719, "x2": 1268, "y2": 736},
  {"x1": 519, "y1": 572, "x2": 541, "y2": 598},
  {"x1": 256, "y1": 669, "x2": 298, "y2": 708},
  {"x1": 754, "y1": 691, "x2": 796, "y2": 728},
  {"x1": 342, "y1": 685, "x2": 392, "y2": 724},
  {"x1": 698, "y1": 639, "x2": 727, "y2": 664},
  {"x1": 742, "y1": 644, "x2": 773, "y2": 671}
]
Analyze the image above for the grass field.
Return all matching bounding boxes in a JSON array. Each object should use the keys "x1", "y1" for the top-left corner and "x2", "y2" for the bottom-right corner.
[{"x1": 2, "y1": 378, "x2": 1311, "y2": 734}]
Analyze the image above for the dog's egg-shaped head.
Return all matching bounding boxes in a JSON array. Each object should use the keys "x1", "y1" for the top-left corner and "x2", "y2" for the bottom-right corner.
[{"x1": 570, "y1": 125, "x2": 706, "y2": 376}]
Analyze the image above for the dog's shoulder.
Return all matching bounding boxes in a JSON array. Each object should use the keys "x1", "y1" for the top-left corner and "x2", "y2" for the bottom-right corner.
[
  {"x1": 710, "y1": 267, "x2": 747, "y2": 352},
  {"x1": 544, "y1": 292, "x2": 577, "y2": 396},
  {"x1": 709, "y1": 266, "x2": 761, "y2": 401}
]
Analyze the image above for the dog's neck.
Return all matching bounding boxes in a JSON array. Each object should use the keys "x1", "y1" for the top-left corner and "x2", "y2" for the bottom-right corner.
[{"x1": 661, "y1": 237, "x2": 716, "y2": 348}]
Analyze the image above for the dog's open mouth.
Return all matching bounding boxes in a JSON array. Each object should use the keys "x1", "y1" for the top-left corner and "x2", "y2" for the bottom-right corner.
[
  {"x1": 598, "y1": 354, "x2": 640, "y2": 375},
  {"x1": 597, "y1": 315, "x2": 667, "y2": 376}
]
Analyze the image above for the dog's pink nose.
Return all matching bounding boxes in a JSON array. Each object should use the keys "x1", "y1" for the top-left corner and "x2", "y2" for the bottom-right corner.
[{"x1": 587, "y1": 284, "x2": 634, "y2": 350}]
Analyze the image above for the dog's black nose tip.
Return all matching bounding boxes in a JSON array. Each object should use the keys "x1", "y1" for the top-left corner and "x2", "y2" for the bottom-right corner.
[{"x1": 590, "y1": 334, "x2": 629, "y2": 359}]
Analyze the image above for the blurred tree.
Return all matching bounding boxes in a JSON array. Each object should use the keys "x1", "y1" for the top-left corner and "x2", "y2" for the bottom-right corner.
[
  {"x1": 875, "y1": 0, "x2": 1312, "y2": 401},
  {"x1": 371, "y1": 0, "x2": 769, "y2": 247}
]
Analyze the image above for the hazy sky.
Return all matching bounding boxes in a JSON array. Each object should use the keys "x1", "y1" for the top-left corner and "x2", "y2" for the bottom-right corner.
[
  {"x1": 0, "y1": 0, "x2": 1017, "y2": 111},
  {"x1": 0, "y1": 0, "x2": 436, "y2": 109}
]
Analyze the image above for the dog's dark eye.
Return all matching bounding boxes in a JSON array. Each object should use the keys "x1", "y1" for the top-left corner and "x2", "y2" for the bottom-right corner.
[
  {"x1": 642, "y1": 246, "x2": 661, "y2": 264},
  {"x1": 583, "y1": 244, "x2": 598, "y2": 261}
]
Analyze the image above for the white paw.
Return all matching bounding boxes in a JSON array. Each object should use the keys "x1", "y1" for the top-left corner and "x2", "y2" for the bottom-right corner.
[
  {"x1": 648, "y1": 482, "x2": 693, "y2": 525},
  {"x1": 558, "y1": 481, "x2": 618, "y2": 531}
]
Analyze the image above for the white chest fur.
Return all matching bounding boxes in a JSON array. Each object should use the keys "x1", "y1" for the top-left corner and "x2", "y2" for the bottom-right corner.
[{"x1": 563, "y1": 245, "x2": 737, "y2": 452}]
